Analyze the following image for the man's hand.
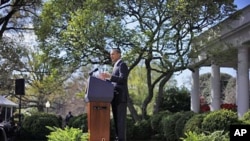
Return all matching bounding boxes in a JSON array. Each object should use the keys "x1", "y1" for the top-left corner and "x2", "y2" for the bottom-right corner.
[{"x1": 99, "y1": 72, "x2": 111, "y2": 80}]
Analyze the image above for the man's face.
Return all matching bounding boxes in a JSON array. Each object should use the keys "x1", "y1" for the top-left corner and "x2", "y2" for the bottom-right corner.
[{"x1": 110, "y1": 49, "x2": 121, "y2": 64}]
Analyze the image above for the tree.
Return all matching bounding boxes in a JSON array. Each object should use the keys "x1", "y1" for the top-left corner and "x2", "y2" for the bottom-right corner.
[
  {"x1": 200, "y1": 72, "x2": 234, "y2": 104},
  {"x1": 128, "y1": 66, "x2": 148, "y2": 115},
  {"x1": 0, "y1": 36, "x2": 27, "y2": 95},
  {"x1": 0, "y1": 0, "x2": 90, "y2": 114},
  {"x1": 35, "y1": 0, "x2": 143, "y2": 120},
  {"x1": 119, "y1": 0, "x2": 237, "y2": 117},
  {"x1": 0, "y1": 0, "x2": 42, "y2": 96},
  {"x1": 36, "y1": 0, "x2": 237, "y2": 120},
  {"x1": 0, "y1": 0, "x2": 42, "y2": 38},
  {"x1": 0, "y1": 0, "x2": 10, "y2": 6},
  {"x1": 128, "y1": 65, "x2": 160, "y2": 116},
  {"x1": 223, "y1": 77, "x2": 236, "y2": 104},
  {"x1": 160, "y1": 86, "x2": 190, "y2": 113},
  {"x1": 14, "y1": 46, "x2": 76, "y2": 112}
]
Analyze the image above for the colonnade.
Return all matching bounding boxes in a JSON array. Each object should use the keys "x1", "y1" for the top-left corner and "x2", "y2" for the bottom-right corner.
[{"x1": 191, "y1": 46, "x2": 249, "y2": 118}]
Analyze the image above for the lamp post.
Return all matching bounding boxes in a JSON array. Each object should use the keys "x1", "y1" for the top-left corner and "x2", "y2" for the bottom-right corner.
[{"x1": 45, "y1": 101, "x2": 50, "y2": 113}]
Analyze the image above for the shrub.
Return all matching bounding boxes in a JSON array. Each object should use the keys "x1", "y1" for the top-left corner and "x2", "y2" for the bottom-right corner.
[
  {"x1": 21, "y1": 113, "x2": 61, "y2": 140},
  {"x1": 241, "y1": 110, "x2": 250, "y2": 121},
  {"x1": 160, "y1": 87, "x2": 190, "y2": 113},
  {"x1": 239, "y1": 110, "x2": 250, "y2": 124},
  {"x1": 175, "y1": 111, "x2": 195, "y2": 139},
  {"x1": 162, "y1": 112, "x2": 183, "y2": 141},
  {"x1": 181, "y1": 130, "x2": 229, "y2": 141},
  {"x1": 47, "y1": 126, "x2": 88, "y2": 141},
  {"x1": 132, "y1": 119, "x2": 152, "y2": 140},
  {"x1": 201, "y1": 109, "x2": 239, "y2": 133},
  {"x1": 126, "y1": 116, "x2": 136, "y2": 140},
  {"x1": 183, "y1": 113, "x2": 208, "y2": 134},
  {"x1": 150, "y1": 111, "x2": 170, "y2": 135},
  {"x1": 110, "y1": 116, "x2": 136, "y2": 140},
  {"x1": 68, "y1": 113, "x2": 88, "y2": 132}
]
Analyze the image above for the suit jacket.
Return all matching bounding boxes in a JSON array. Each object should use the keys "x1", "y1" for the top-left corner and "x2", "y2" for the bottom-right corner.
[{"x1": 110, "y1": 60, "x2": 129, "y2": 103}]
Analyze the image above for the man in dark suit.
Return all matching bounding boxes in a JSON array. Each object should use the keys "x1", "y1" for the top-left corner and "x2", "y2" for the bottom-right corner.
[{"x1": 100, "y1": 48, "x2": 129, "y2": 141}]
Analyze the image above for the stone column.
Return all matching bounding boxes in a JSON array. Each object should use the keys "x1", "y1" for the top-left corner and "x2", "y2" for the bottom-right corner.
[
  {"x1": 210, "y1": 63, "x2": 221, "y2": 111},
  {"x1": 235, "y1": 68, "x2": 238, "y2": 107},
  {"x1": 191, "y1": 68, "x2": 200, "y2": 113},
  {"x1": 237, "y1": 47, "x2": 249, "y2": 118}
]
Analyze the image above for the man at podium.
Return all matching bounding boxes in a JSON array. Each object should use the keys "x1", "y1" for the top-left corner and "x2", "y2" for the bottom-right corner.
[{"x1": 100, "y1": 48, "x2": 129, "y2": 141}]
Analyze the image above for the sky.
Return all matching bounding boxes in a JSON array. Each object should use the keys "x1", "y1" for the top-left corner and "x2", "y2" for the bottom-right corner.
[
  {"x1": 234, "y1": 0, "x2": 250, "y2": 9},
  {"x1": 175, "y1": 0, "x2": 250, "y2": 89}
]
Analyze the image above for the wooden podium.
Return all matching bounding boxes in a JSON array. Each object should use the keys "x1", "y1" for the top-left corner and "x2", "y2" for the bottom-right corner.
[{"x1": 85, "y1": 76, "x2": 114, "y2": 141}]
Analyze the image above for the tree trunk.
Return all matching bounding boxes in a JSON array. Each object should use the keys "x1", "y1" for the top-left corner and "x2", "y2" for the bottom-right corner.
[
  {"x1": 141, "y1": 59, "x2": 154, "y2": 119},
  {"x1": 127, "y1": 96, "x2": 141, "y2": 122},
  {"x1": 141, "y1": 86, "x2": 154, "y2": 119},
  {"x1": 153, "y1": 73, "x2": 173, "y2": 114}
]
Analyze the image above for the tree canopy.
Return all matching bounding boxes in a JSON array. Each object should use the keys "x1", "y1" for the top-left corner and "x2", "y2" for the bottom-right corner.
[
  {"x1": 35, "y1": 0, "x2": 238, "y2": 119},
  {"x1": 0, "y1": 0, "x2": 238, "y2": 119},
  {"x1": 0, "y1": 0, "x2": 42, "y2": 94}
]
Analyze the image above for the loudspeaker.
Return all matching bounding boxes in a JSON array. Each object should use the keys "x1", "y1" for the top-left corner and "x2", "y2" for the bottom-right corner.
[{"x1": 15, "y1": 79, "x2": 25, "y2": 95}]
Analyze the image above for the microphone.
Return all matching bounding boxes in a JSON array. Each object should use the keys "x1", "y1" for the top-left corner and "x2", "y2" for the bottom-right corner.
[{"x1": 89, "y1": 68, "x2": 99, "y2": 76}]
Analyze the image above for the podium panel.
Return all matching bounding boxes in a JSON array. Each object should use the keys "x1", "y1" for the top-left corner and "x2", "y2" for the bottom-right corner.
[
  {"x1": 85, "y1": 76, "x2": 114, "y2": 102},
  {"x1": 85, "y1": 76, "x2": 114, "y2": 141},
  {"x1": 87, "y1": 102, "x2": 110, "y2": 141}
]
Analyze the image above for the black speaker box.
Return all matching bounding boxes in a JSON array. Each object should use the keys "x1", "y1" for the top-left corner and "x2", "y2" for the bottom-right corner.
[{"x1": 15, "y1": 79, "x2": 25, "y2": 95}]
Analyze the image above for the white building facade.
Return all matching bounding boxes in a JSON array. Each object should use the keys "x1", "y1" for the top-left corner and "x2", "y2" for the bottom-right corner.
[{"x1": 191, "y1": 5, "x2": 250, "y2": 118}]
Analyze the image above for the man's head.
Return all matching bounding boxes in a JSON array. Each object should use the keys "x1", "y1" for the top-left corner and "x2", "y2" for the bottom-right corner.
[{"x1": 110, "y1": 48, "x2": 121, "y2": 64}]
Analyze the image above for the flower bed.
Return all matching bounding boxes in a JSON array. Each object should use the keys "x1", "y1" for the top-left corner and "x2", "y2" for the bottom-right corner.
[{"x1": 200, "y1": 103, "x2": 237, "y2": 113}]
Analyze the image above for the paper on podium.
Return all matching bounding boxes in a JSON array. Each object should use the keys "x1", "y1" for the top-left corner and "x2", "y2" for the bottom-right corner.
[{"x1": 85, "y1": 76, "x2": 114, "y2": 102}]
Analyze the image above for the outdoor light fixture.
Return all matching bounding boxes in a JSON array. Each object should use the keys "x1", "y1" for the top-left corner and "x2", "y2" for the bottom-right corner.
[{"x1": 45, "y1": 101, "x2": 50, "y2": 113}]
